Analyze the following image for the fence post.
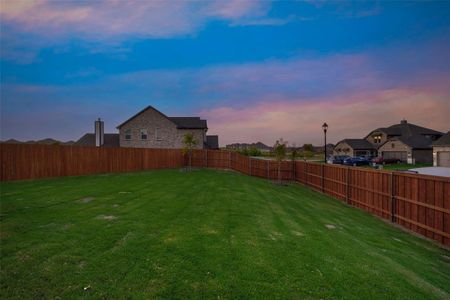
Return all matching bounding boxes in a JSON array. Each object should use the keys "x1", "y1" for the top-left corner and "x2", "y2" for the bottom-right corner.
[
  {"x1": 292, "y1": 160, "x2": 295, "y2": 181},
  {"x1": 305, "y1": 161, "x2": 308, "y2": 186},
  {"x1": 321, "y1": 164, "x2": 325, "y2": 193},
  {"x1": 228, "y1": 151, "x2": 231, "y2": 169},
  {"x1": 390, "y1": 172, "x2": 396, "y2": 223},
  {"x1": 346, "y1": 166, "x2": 350, "y2": 204},
  {"x1": 267, "y1": 160, "x2": 270, "y2": 179},
  {"x1": 205, "y1": 149, "x2": 208, "y2": 168},
  {"x1": 249, "y1": 156, "x2": 252, "y2": 175}
]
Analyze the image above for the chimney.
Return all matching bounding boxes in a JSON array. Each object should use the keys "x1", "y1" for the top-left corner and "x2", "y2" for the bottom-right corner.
[
  {"x1": 95, "y1": 118, "x2": 104, "y2": 147},
  {"x1": 400, "y1": 119, "x2": 407, "y2": 124}
]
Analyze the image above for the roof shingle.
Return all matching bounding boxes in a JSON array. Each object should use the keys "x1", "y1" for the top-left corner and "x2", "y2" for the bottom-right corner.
[
  {"x1": 433, "y1": 131, "x2": 450, "y2": 146},
  {"x1": 338, "y1": 139, "x2": 375, "y2": 150},
  {"x1": 74, "y1": 133, "x2": 120, "y2": 147}
]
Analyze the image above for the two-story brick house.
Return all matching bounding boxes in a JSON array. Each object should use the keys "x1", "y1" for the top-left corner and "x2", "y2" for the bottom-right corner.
[
  {"x1": 333, "y1": 120, "x2": 443, "y2": 164},
  {"x1": 75, "y1": 106, "x2": 219, "y2": 149}
]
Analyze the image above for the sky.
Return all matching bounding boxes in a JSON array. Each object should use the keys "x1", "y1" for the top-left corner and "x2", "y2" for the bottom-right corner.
[{"x1": 1, "y1": 0, "x2": 449, "y2": 146}]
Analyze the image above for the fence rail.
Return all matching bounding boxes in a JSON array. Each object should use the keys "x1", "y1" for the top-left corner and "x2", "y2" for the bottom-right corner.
[{"x1": 1, "y1": 143, "x2": 449, "y2": 247}]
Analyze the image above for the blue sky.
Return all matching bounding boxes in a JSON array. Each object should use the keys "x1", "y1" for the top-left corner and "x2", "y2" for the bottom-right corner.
[{"x1": 1, "y1": 1, "x2": 449, "y2": 145}]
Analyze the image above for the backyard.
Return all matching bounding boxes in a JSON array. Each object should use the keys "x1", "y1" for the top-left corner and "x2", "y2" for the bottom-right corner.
[{"x1": 1, "y1": 169, "x2": 449, "y2": 299}]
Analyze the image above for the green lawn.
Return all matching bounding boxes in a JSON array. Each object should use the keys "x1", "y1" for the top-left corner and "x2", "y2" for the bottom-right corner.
[{"x1": 1, "y1": 169, "x2": 449, "y2": 299}]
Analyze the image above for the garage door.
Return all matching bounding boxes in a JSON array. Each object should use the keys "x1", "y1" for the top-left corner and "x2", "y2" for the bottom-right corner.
[
  {"x1": 382, "y1": 151, "x2": 407, "y2": 162},
  {"x1": 437, "y1": 151, "x2": 450, "y2": 167}
]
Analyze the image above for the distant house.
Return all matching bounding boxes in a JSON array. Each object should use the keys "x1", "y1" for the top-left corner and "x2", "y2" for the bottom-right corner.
[
  {"x1": 432, "y1": 131, "x2": 450, "y2": 167},
  {"x1": 75, "y1": 106, "x2": 219, "y2": 149},
  {"x1": 333, "y1": 139, "x2": 376, "y2": 157},
  {"x1": 334, "y1": 120, "x2": 443, "y2": 163},
  {"x1": 226, "y1": 142, "x2": 272, "y2": 152}
]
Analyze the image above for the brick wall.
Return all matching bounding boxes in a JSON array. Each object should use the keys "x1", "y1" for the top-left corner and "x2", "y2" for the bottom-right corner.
[{"x1": 119, "y1": 108, "x2": 205, "y2": 149}]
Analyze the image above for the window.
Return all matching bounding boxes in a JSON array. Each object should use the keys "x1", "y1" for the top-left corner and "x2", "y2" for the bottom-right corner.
[
  {"x1": 155, "y1": 128, "x2": 161, "y2": 140},
  {"x1": 373, "y1": 135, "x2": 382, "y2": 143},
  {"x1": 140, "y1": 129, "x2": 148, "y2": 140},
  {"x1": 125, "y1": 129, "x2": 131, "y2": 140},
  {"x1": 391, "y1": 143, "x2": 395, "y2": 148}
]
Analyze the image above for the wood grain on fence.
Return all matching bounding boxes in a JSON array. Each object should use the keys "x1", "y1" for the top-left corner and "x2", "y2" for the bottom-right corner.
[
  {"x1": 0, "y1": 144, "x2": 183, "y2": 180},
  {"x1": 1, "y1": 143, "x2": 448, "y2": 246}
]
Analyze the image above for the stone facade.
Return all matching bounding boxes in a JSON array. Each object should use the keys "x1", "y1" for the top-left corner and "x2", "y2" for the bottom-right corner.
[
  {"x1": 118, "y1": 107, "x2": 206, "y2": 149},
  {"x1": 378, "y1": 140, "x2": 411, "y2": 162}
]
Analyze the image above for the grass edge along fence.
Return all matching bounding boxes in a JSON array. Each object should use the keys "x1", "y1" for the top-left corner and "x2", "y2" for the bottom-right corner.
[{"x1": 1, "y1": 143, "x2": 449, "y2": 247}]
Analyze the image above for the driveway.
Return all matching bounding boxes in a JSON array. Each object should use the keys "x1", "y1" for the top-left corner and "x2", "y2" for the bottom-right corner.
[{"x1": 408, "y1": 167, "x2": 450, "y2": 177}]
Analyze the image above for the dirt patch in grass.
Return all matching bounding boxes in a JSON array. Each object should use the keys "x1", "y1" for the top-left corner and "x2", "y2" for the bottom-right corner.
[
  {"x1": 79, "y1": 197, "x2": 94, "y2": 203},
  {"x1": 202, "y1": 227, "x2": 218, "y2": 235},
  {"x1": 96, "y1": 215, "x2": 117, "y2": 221},
  {"x1": 292, "y1": 230, "x2": 304, "y2": 236},
  {"x1": 62, "y1": 223, "x2": 73, "y2": 230},
  {"x1": 325, "y1": 224, "x2": 336, "y2": 229}
]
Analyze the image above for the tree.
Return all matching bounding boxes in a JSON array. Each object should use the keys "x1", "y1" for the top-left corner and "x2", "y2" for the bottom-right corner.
[
  {"x1": 182, "y1": 133, "x2": 198, "y2": 171},
  {"x1": 273, "y1": 138, "x2": 287, "y2": 184},
  {"x1": 303, "y1": 143, "x2": 314, "y2": 152}
]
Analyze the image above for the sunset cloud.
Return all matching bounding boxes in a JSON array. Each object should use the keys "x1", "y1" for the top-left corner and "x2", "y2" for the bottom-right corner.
[
  {"x1": 201, "y1": 87, "x2": 450, "y2": 146},
  {"x1": 1, "y1": 1, "x2": 449, "y2": 143},
  {"x1": 0, "y1": 0, "x2": 271, "y2": 39}
]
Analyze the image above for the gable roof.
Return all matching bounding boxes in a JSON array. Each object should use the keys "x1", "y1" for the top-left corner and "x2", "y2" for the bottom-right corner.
[
  {"x1": 388, "y1": 136, "x2": 432, "y2": 149},
  {"x1": 368, "y1": 121, "x2": 443, "y2": 138},
  {"x1": 336, "y1": 139, "x2": 375, "y2": 150},
  {"x1": 116, "y1": 105, "x2": 207, "y2": 130},
  {"x1": 433, "y1": 131, "x2": 450, "y2": 146},
  {"x1": 74, "y1": 133, "x2": 120, "y2": 147}
]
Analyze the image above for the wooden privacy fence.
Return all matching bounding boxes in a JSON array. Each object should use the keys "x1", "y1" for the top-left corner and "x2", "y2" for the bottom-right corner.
[
  {"x1": 0, "y1": 144, "x2": 184, "y2": 180},
  {"x1": 1, "y1": 144, "x2": 449, "y2": 247}
]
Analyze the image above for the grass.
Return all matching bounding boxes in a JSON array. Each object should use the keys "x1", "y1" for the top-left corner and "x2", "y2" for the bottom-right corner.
[{"x1": 1, "y1": 169, "x2": 449, "y2": 299}]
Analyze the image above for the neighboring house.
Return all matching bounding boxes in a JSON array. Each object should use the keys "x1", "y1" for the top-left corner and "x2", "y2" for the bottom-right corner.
[
  {"x1": 334, "y1": 120, "x2": 443, "y2": 163},
  {"x1": 432, "y1": 131, "x2": 450, "y2": 167},
  {"x1": 75, "y1": 106, "x2": 218, "y2": 149},
  {"x1": 333, "y1": 139, "x2": 376, "y2": 157}
]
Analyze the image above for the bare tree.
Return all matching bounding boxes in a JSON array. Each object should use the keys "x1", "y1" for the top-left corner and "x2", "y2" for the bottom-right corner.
[
  {"x1": 273, "y1": 138, "x2": 287, "y2": 184},
  {"x1": 182, "y1": 133, "x2": 197, "y2": 171}
]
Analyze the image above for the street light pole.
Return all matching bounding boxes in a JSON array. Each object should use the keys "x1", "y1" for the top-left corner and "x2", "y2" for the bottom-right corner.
[{"x1": 322, "y1": 122, "x2": 328, "y2": 163}]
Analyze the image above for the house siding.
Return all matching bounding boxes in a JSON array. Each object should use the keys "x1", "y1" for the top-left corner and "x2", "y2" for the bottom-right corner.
[
  {"x1": 378, "y1": 140, "x2": 411, "y2": 163},
  {"x1": 119, "y1": 108, "x2": 205, "y2": 149}
]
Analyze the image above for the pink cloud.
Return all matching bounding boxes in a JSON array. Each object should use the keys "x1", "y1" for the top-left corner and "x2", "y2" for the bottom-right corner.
[
  {"x1": 200, "y1": 85, "x2": 450, "y2": 147},
  {"x1": 0, "y1": 0, "x2": 271, "y2": 39}
]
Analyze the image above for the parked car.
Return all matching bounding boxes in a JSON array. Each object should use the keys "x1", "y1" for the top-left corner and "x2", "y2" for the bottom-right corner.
[
  {"x1": 327, "y1": 155, "x2": 350, "y2": 164},
  {"x1": 343, "y1": 156, "x2": 371, "y2": 166},
  {"x1": 371, "y1": 156, "x2": 401, "y2": 165}
]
